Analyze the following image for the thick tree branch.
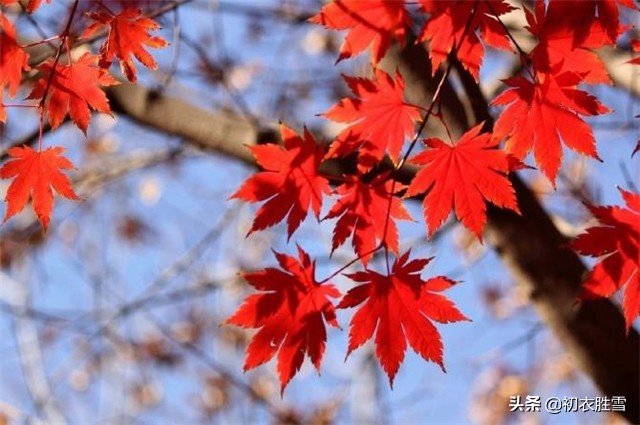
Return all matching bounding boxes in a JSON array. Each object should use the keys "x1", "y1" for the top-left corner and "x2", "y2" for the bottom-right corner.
[
  {"x1": 107, "y1": 84, "x2": 263, "y2": 164},
  {"x1": 450, "y1": 52, "x2": 640, "y2": 425}
]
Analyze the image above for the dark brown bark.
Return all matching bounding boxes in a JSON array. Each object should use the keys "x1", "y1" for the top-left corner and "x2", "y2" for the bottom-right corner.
[
  {"x1": 386, "y1": 39, "x2": 640, "y2": 423},
  {"x1": 487, "y1": 176, "x2": 640, "y2": 423}
]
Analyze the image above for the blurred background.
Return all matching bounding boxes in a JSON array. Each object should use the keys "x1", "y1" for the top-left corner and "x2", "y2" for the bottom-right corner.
[{"x1": 0, "y1": 0, "x2": 638, "y2": 424}]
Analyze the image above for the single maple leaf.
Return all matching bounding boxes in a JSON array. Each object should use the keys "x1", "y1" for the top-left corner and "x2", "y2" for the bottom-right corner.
[
  {"x1": 0, "y1": 88, "x2": 6, "y2": 123},
  {"x1": 230, "y1": 124, "x2": 331, "y2": 237},
  {"x1": 309, "y1": 0, "x2": 411, "y2": 65},
  {"x1": 0, "y1": 145, "x2": 80, "y2": 230},
  {"x1": 524, "y1": 0, "x2": 635, "y2": 84},
  {"x1": 225, "y1": 246, "x2": 341, "y2": 393},
  {"x1": 571, "y1": 188, "x2": 639, "y2": 331},
  {"x1": 324, "y1": 173, "x2": 412, "y2": 265},
  {"x1": 418, "y1": 0, "x2": 514, "y2": 81},
  {"x1": 81, "y1": 8, "x2": 168, "y2": 83},
  {"x1": 405, "y1": 123, "x2": 519, "y2": 239},
  {"x1": 589, "y1": 0, "x2": 639, "y2": 44},
  {"x1": 27, "y1": 54, "x2": 119, "y2": 134},
  {"x1": 338, "y1": 251, "x2": 468, "y2": 386},
  {"x1": 322, "y1": 69, "x2": 420, "y2": 172},
  {"x1": 0, "y1": 15, "x2": 30, "y2": 98},
  {"x1": 531, "y1": 0, "x2": 636, "y2": 48},
  {"x1": 492, "y1": 71, "x2": 610, "y2": 184}
]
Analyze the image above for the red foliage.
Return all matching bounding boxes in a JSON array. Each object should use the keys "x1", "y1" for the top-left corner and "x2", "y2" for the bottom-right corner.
[
  {"x1": 1, "y1": 0, "x2": 639, "y2": 394},
  {"x1": 309, "y1": 0, "x2": 411, "y2": 65},
  {"x1": 322, "y1": 69, "x2": 420, "y2": 171},
  {"x1": 406, "y1": 123, "x2": 519, "y2": 239},
  {"x1": 629, "y1": 39, "x2": 640, "y2": 65},
  {"x1": 571, "y1": 189, "x2": 640, "y2": 331},
  {"x1": 492, "y1": 71, "x2": 610, "y2": 184},
  {"x1": 230, "y1": 125, "x2": 331, "y2": 237},
  {"x1": 325, "y1": 173, "x2": 412, "y2": 265},
  {"x1": 28, "y1": 54, "x2": 119, "y2": 134},
  {"x1": 225, "y1": 246, "x2": 341, "y2": 393},
  {"x1": 418, "y1": 0, "x2": 514, "y2": 80},
  {"x1": 338, "y1": 251, "x2": 468, "y2": 385},
  {"x1": 0, "y1": 15, "x2": 30, "y2": 98},
  {"x1": 525, "y1": 0, "x2": 619, "y2": 84},
  {"x1": 82, "y1": 8, "x2": 168, "y2": 83},
  {"x1": 0, "y1": 88, "x2": 5, "y2": 123},
  {"x1": 0, "y1": 146, "x2": 79, "y2": 231}
]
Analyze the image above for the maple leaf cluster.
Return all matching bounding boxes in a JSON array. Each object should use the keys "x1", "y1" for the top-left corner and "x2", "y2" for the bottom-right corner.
[
  {"x1": 1, "y1": 0, "x2": 639, "y2": 394},
  {"x1": 226, "y1": 0, "x2": 640, "y2": 392},
  {"x1": 0, "y1": 1, "x2": 167, "y2": 229},
  {"x1": 490, "y1": 0, "x2": 633, "y2": 184}
]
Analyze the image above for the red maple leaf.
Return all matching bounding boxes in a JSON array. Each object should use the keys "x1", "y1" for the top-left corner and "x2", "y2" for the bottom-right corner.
[
  {"x1": 0, "y1": 15, "x2": 30, "y2": 98},
  {"x1": 309, "y1": 0, "x2": 411, "y2": 65},
  {"x1": 0, "y1": 88, "x2": 6, "y2": 123},
  {"x1": 583, "y1": 0, "x2": 639, "y2": 44},
  {"x1": 418, "y1": 0, "x2": 514, "y2": 81},
  {"x1": 27, "y1": 54, "x2": 119, "y2": 134},
  {"x1": 338, "y1": 251, "x2": 468, "y2": 385},
  {"x1": 530, "y1": 0, "x2": 636, "y2": 47},
  {"x1": 324, "y1": 173, "x2": 412, "y2": 265},
  {"x1": 492, "y1": 71, "x2": 610, "y2": 184},
  {"x1": 82, "y1": 8, "x2": 168, "y2": 83},
  {"x1": 230, "y1": 124, "x2": 331, "y2": 237},
  {"x1": 405, "y1": 123, "x2": 519, "y2": 239},
  {"x1": 0, "y1": 145, "x2": 80, "y2": 230},
  {"x1": 571, "y1": 188, "x2": 639, "y2": 331},
  {"x1": 524, "y1": 0, "x2": 636, "y2": 84},
  {"x1": 322, "y1": 69, "x2": 420, "y2": 172},
  {"x1": 225, "y1": 246, "x2": 341, "y2": 393}
]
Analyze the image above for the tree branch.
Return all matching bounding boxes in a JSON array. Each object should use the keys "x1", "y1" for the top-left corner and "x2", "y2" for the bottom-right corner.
[
  {"x1": 454, "y1": 52, "x2": 640, "y2": 424},
  {"x1": 107, "y1": 83, "x2": 270, "y2": 164}
]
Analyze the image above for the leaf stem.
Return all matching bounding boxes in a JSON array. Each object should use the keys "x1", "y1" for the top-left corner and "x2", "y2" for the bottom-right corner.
[
  {"x1": 318, "y1": 245, "x2": 382, "y2": 284},
  {"x1": 34, "y1": 0, "x2": 80, "y2": 151},
  {"x1": 21, "y1": 35, "x2": 61, "y2": 48},
  {"x1": 484, "y1": 0, "x2": 535, "y2": 80},
  {"x1": 1, "y1": 104, "x2": 39, "y2": 109},
  {"x1": 37, "y1": 0, "x2": 80, "y2": 112},
  {"x1": 96, "y1": 0, "x2": 116, "y2": 16},
  {"x1": 485, "y1": 0, "x2": 528, "y2": 60},
  {"x1": 378, "y1": 0, "x2": 481, "y2": 268}
]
